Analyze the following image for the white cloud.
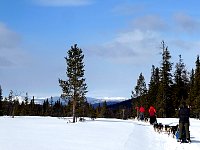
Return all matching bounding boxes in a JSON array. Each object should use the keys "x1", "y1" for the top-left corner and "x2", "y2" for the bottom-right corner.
[
  {"x1": 87, "y1": 29, "x2": 161, "y2": 65},
  {"x1": 87, "y1": 13, "x2": 200, "y2": 66},
  {"x1": 34, "y1": 0, "x2": 93, "y2": 7},
  {"x1": 0, "y1": 23, "x2": 20, "y2": 50},
  {"x1": 132, "y1": 15, "x2": 167, "y2": 31},
  {"x1": 112, "y1": 3, "x2": 145, "y2": 15},
  {"x1": 173, "y1": 12, "x2": 200, "y2": 34},
  {"x1": 0, "y1": 22, "x2": 26, "y2": 67}
]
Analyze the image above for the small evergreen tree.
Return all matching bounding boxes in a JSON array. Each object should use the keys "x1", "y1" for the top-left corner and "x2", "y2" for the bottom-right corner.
[
  {"x1": 8, "y1": 90, "x2": 14, "y2": 116},
  {"x1": 131, "y1": 73, "x2": 147, "y2": 110},
  {"x1": 30, "y1": 96, "x2": 35, "y2": 115},
  {"x1": 24, "y1": 92, "x2": 29, "y2": 115},
  {"x1": 99, "y1": 101, "x2": 107, "y2": 118}
]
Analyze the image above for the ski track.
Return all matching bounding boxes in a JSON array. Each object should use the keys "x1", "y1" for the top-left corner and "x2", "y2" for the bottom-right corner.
[{"x1": 124, "y1": 120, "x2": 200, "y2": 150}]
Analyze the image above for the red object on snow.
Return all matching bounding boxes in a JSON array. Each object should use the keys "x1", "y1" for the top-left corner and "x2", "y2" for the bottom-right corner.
[
  {"x1": 139, "y1": 106, "x2": 145, "y2": 113},
  {"x1": 149, "y1": 106, "x2": 156, "y2": 116}
]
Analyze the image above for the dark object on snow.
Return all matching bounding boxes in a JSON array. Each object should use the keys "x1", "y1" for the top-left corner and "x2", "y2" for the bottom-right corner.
[
  {"x1": 176, "y1": 125, "x2": 191, "y2": 143},
  {"x1": 149, "y1": 106, "x2": 157, "y2": 125},
  {"x1": 178, "y1": 102, "x2": 190, "y2": 141},
  {"x1": 79, "y1": 117, "x2": 86, "y2": 122},
  {"x1": 144, "y1": 117, "x2": 148, "y2": 122},
  {"x1": 153, "y1": 123, "x2": 163, "y2": 133},
  {"x1": 164, "y1": 125, "x2": 171, "y2": 135},
  {"x1": 91, "y1": 116, "x2": 96, "y2": 120},
  {"x1": 170, "y1": 124, "x2": 179, "y2": 138},
  {"x1": 179, "y1": 102, "x2": 190, "y2": 123}
]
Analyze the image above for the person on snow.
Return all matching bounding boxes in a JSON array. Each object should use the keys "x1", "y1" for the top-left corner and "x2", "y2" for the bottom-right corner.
[
  {"x1": 135, "y1": 106, "x2": 139, "y2": 120},
  {"x1": 139, "y1": 106, "x2": 145, "y2": 121},
  {"x1": 178, "y1": 102, "x2": 191, "y2": 143},
  {"x1": 149, "y1": 106, "x2": 157, "y2": 125}
]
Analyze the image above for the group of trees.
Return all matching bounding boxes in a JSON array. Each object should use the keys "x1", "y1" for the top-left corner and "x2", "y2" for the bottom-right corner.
[
  {"x1": 1, "y1": 42, "x2": 200, "y2": 120},
  {"x1": 0, "y1": 88, "x2": 113, "y2": 119},
  {"x1": 0, "y1": 91, "x2": 65, "y2": 117},
  {"x1": 131, "y1": 41, "x2": 200, "y2": 118}
]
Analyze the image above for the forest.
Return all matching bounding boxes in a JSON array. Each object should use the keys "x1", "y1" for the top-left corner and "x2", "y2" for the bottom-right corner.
[{"x1": 0, "y1": 41, "x2": 200, "y2": 120}]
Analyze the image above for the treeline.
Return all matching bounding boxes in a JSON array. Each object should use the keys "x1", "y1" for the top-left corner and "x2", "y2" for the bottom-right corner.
[
  {"x1": 131, "y1": 41, "x2": 200, "y2": 118},
  {"x1": 0, "y1": 92, "x2": 67, "y2": 117},
  {"x1": 0, "y1": 88, "x2": 114, "y2": 118}
]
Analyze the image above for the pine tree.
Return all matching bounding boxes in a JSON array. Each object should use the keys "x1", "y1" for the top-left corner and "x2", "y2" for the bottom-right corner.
[
  {"x1": 172, "y1": 55, "x2": 189, "y2": 116},
  {"x1": 147, "y1": 66, "x2": 160, "y2": 109},
  {"x1": 59, "y1": 44, "x2": 88, "y2": 123},
  {"x1": 24, "y1": 92, "x2": 29, "y2": 115},
  {"x1": 99, "y1": 101, "x2": 107, "y2": 118},
  {"x1": 157, "y1": 41, "x2": 173, "y2": 117},
  {"x1": 8, "y1": 90, "x2": 14, "y2": 116},
  {"x1": 131, "y1": 73, "x2": 147, "y2": 109},
  {"x1": 30, "y1": 96, "x2": 35, "y2": 115},
  {"x1": 187, "y1": 69, "x2": 195, "y2": 117},
  {"x1": 43, "y1": 99, "x2": 50, "y2": 116},
  {"x1": 20, "y1": 101, "x2": 26, "y2": 116},
  {"x1": 192, "y1": 55, "x2": 200, "y2": 118}
]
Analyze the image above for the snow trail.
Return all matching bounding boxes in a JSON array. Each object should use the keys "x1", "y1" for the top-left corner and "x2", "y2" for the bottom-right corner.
[{"x1": 124, "y1": 119, "x2": 200, "y2": 150}]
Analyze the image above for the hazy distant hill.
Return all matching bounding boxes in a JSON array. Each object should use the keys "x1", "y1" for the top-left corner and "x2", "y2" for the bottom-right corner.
[{"x1": 10, "y1": 96, "x2": 127, "y2": 106}]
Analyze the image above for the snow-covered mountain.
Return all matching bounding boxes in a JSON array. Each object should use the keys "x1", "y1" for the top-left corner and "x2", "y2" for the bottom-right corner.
[
  {"x1": 86, "y1": 97, "x2": 127, "y2": 105},
  {"x1": 8, "y1": 96, "x2": 127, "y2": 106}
]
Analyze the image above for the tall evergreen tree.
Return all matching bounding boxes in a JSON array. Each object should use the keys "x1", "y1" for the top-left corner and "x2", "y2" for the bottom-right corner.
[
  {"x1": 187, "y1": 69, "x2": 195, "y2": 117},
  {"x1": 172, "y1": 55, "x2": 189, "y2": 114},
  {"x1": 59, "y1": 44, "x2": 88, "y2": 123},
  {"x1": 147, "y1": 66, "x2": 160, "y2": 109},
  {"x1": 192, "y1": 55, "x2": 200, "y2": 118},
  {"x1": 157, "y1": 41, "x2": 173, "y2": 117}
]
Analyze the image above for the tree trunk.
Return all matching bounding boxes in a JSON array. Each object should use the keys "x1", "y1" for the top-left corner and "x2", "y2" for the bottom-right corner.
[{"x1": 72, "y1": 100, "x2": 76, "y2": 123}]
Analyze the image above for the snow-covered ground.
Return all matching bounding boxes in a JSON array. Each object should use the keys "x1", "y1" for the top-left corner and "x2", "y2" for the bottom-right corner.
[{"x1": 0, "y1": 116, "x2": 200, "y2": 150}]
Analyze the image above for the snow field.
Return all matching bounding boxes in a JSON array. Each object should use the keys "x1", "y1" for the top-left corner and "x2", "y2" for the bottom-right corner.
[{"x1": 0, "y1": 116, "x2": 200, "y2": 150}]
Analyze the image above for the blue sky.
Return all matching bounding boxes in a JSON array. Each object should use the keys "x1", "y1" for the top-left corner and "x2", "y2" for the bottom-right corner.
[{"x1": 0, "y1": 0, "x2": 199, "y2": 99}]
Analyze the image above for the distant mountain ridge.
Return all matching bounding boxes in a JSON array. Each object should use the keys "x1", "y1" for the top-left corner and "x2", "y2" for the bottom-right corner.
[{"x1": 9, "y1": 96, "x2": 127, "y2": 106}]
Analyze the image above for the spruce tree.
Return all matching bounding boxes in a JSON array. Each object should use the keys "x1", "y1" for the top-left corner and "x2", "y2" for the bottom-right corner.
[
  {"x1": 30, "y1": 96, "x2": 35, "y2": 115},
  {"x1": 99, "y1": 101, "x2": 107, "y2": 118},
  {"x1": 24, "y1": 92, "x2": 29, "y2": 115},
  {"x1": 147, "y1": 66, "x2": 160, "y2": 109},
  {"x1": 59, "y1": 44, "x2": 87, "y2": 123},
  {"x1": 131, "y1": 73, "x2": 147, "y2": 108},
  {"x1": 192, "y1": 55, "x2": 200, "y2": 118},
  {"x1": 8, "y1": 90, "x2": 14, "y2": 116},
  {"x1": 173, "y1": 55, "x2": 189, "y2": 115},
  {"x1": 187, "y1": 69, "x2": 195, "y2": 117},
  {"x1": 157, "y1": 41, "x2": 173, "y2": 117}
]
